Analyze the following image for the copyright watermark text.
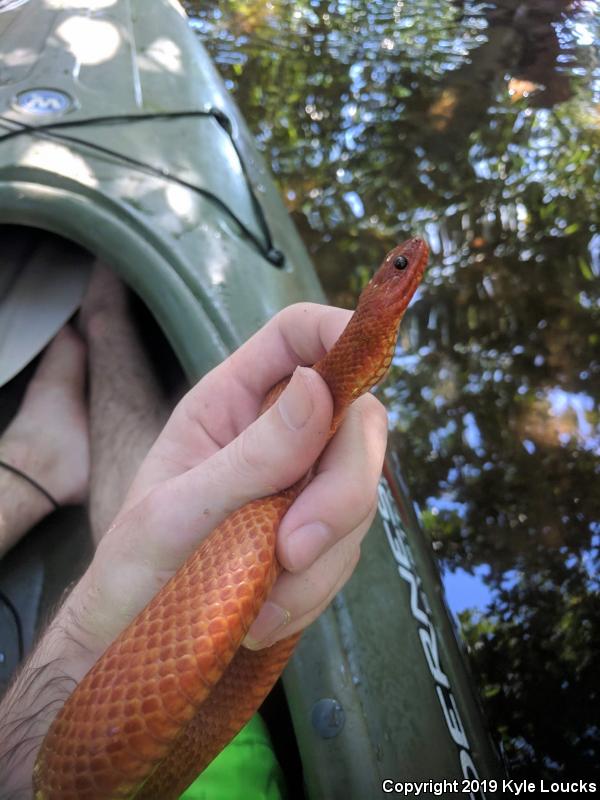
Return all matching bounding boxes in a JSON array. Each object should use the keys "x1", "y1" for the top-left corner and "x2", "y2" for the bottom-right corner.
[{"x1": 382, "y1": 779, "x2": 598, "y2": 796}]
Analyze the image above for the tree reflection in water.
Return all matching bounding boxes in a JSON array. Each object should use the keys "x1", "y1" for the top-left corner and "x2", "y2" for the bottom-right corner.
[{"x1": 186, "y1": 0, "x2": 599, "y2": 779}]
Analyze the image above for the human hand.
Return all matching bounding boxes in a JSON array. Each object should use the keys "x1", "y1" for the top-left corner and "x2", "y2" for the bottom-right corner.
[
  {"x1": 69, "y1": 301, "x2": 388, "y2": 659},
  {"x1": 0, "y1": 302, "x2": 389, "y2": 792}
]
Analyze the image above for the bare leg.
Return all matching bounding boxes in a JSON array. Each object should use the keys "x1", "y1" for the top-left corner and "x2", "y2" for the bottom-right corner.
[
  {"x1": 0, "y1": 327, "x2": 89, "y2": 558},
  {"x1": 79, "y1": 265, "x2": 168, "y2": 545}
]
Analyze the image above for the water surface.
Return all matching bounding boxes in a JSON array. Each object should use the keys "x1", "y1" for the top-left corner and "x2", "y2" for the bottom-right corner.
[{"x1": 186, "y1": 0, "x2": 600, "y2": 779}]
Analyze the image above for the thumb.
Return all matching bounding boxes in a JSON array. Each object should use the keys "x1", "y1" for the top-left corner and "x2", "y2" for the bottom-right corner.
[
  {"x1": 76, "y1": 368, "x2": 333, "y2": 649},
  {"x1": 219, "y1": 366, "x2": 334, "y2": 496},
  {"x1": 159, "y1": 366, "x2": 334, "y2": 546}
]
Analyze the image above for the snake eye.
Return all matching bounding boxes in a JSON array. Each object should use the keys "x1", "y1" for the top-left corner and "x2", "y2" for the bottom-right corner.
[{"x1": 394, "y1": 255, "x2": 408, "y2": 270}]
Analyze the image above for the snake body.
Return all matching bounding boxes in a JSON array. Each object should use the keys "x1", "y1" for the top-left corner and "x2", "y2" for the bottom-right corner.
[{"x1": 33, "y1": 237, "x2": 429, "y2": 799}]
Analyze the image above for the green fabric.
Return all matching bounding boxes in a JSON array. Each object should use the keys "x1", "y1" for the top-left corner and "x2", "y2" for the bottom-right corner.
[{"x1": 180, "y1": 714, "x2": 286, "y2": 800}]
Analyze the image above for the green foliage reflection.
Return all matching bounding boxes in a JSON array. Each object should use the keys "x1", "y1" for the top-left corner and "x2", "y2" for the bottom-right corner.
[{"x1": 185, "y1": 0, "x2": 600, "y2": 779}]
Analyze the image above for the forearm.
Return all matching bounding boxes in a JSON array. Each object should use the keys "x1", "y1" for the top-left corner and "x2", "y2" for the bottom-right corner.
[{"x1": 0, "y1": 589, "x2": 96, "y2": 798}]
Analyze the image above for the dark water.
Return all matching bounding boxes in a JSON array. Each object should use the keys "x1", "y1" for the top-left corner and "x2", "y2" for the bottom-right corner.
[{"x1": 185, "y1": 0, "x2": 600, "y2": 780}]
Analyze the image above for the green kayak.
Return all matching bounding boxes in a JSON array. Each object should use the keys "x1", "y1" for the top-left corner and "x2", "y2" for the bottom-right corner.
[{"x1": 0, "y1": 0, "x2": 502, "y2": 796}]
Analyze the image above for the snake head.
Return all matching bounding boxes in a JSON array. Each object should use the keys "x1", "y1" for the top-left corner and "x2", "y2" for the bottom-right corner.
[
  {"x1": 314, "y1": 237, "x2": 429, "y2": 421},
  {"x1": 349, "y1": 236, "x2": 429, "y2": 389},
  {"x1": 360, "y1": 237, "x2": 429, "y2": 323}
]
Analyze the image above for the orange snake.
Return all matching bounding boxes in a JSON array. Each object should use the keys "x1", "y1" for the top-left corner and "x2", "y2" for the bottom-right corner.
[{"x1": 33, "y1": 237, "x2": 429, "y2": 799}]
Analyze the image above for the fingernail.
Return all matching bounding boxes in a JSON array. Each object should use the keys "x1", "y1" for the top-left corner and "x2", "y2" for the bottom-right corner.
[
  {"x1": 278, "y1": 367, "x2": 314, "y2": 430},
  {"x1": 244, "y1": 601, "x2": 291, "y2": 650},
  {"x1": 286, "y1": 521, "x2": 332, "y2": 572}
]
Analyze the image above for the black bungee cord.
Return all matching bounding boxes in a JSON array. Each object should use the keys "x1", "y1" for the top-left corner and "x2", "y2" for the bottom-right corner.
[{"x1": 0, "y1": 109, "x2": 285, "y2": 266}]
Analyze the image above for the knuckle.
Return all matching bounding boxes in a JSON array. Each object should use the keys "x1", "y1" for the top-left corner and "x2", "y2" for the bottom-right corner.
[
  {"x1": 327, "y1": 548, "x2": 360, "y2": 602},
  {"x1": 275, "y1": 302, "x2": 329, "y2": 354},
  {"x1": 227, "y1": 419, "x2": 291, "y2": 494},
  {"x1": 366, "y1": 496, "x2": 379, "y2": 525},
  {"x1": 228, "y1": 425, "x2": 268, "y2": 482},
  {"x1": 310, "y1": 545, "x2": 361, "y2": 618},
  {"x1": 135, "y1": 485, "x2": 166, "y2": 531},
  {"x1": 348, "y1": 544, "x2": 361, "y2": 572},
  {"x1": 359, "y1": 393, "x2": 389, "y2": 438},
  {"x1": 274, "y1": 302, "x2": 315, "y2": 340},
  {"x1": 343, "y1": 475, "x2": 375, "y2": 524},
  {"x1": 277, "y1": 301, "x2": 320, "y2": 323}
]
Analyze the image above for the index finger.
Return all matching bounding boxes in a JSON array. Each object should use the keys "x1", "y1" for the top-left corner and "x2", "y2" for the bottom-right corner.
[
  {"x1": 122, "y1": 303, "x2": 352, "y2": 515},
  {"x1": 178, "y1": 302, "x2": 353, "y2": 445}
]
